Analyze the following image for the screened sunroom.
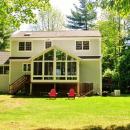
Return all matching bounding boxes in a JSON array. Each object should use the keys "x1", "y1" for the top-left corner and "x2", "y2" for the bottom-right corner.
[{"x1": 31, "y1": 47, "x2": 80, "y2": 83}]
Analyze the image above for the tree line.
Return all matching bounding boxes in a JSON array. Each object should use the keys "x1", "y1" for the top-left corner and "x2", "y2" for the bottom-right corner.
[{"x1": 0, "y1": 0, "x2": 130, "y2": 93}]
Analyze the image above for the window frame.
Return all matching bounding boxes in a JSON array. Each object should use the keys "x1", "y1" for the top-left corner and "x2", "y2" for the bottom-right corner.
[
  {"x1": 76, "y1": 41, "x2": 82, "y2": 50},
  {"x1": 45, "y1": 41, "x2": 52, "y2": 49},
  {"x1": 76, "y1": 40, "x2": 89, "y2": 50},
  {"x1": 32, "y1": 48, "x2": 79, "y2": 82},
  {"x1": 22, "y1": 63, "x2": 31, "y2": 72},
  {"x1": 0, "y1": 65, "x2": 9, "y2": 75},
  {"x1": 18, "y1": 41, "x2": 32, "y2": 51},
  {"x1": 83, "y1": 41, "x2": 89, "y2": 50}
]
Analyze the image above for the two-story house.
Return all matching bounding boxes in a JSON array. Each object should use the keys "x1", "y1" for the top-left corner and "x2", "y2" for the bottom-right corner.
[{"x1": 0, "y1": 30, "x2": 102, "y2": 96}]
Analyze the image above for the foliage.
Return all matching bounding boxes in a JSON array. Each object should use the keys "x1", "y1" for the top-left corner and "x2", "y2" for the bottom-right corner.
[
  {"x1": 32, "y1": 8, "x2": 65, "y2": 31},
  {"x1": 103, "y1": 68, "x2": 119, "y2": 82},
  {"x1": 67, "y1": 0, "x2": 96, "y2": 30},
  {"x1": 0, "y1": 0, "x2": 50, "y2": 28},
  {"x1": 97, "y1": 0, "x2": 130, "y2": 92},
  {"x1": 97, "y1": 12, "x2": 126, "y2": 91},
  {"x1": 97, "y1": 18, "x2": 120, "y2": 73},
  {"x1": 97, "y1": 0, "x2": 130, "y2": 17},
  {"x1": 103, "y1": 68, "x2": 113, "y2": 78},
  {"x1": 0, "y1": 24, "x2": 11, "y2": 49},
  {"x1": 0, "y1": 0, "x2": 50, "y2": 50},
  {"x1": 118, "y1": 49, "x2": 130, "y2": 93}
]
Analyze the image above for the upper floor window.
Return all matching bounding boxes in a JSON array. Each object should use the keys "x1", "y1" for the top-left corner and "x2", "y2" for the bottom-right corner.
[
  {"x1": 83, "y1": 41, "x2": 89, "y2": 50},
  {"x1": 19, "y1": 42, "x2": 32, "y2": 51},
  {"x1": 76, "y1": 41, "x2": 82, "y2": 50},
  {"x1": 76, "y1": 41, "x2": 89, "y2": 50},
  {"x1": 23, "y1": 64, "x2": 31, "y2": 72},
  {"x1": 45, "y1": 41, "x2": 51, "y2": 49},
  {"x1": 0, "y1": 66, "x2": 9, "y2": 74}
]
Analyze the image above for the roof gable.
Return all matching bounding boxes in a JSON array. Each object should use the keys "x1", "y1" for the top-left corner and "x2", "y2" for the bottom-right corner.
[{"x1": 31, "y1": 46, "x2": 81, "y2": 61}]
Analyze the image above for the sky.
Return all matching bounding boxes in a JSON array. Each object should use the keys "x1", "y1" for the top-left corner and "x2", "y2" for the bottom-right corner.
[
  {"x1": 20, "y1": 0, "x2": 79, "y2": 31},
  {"x1": 50, "y1": 0, "x2": 79, "y2": 15}
]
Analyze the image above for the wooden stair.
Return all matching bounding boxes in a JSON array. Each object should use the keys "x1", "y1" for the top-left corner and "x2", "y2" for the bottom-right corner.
[{"x1": 9, "y1": 75, "x2": 30, "y2": 95}]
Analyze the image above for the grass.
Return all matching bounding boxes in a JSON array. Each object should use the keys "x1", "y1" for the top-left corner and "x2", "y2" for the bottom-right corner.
[{"x1": 0, "y1": 95, "x2": 130, "y2": 130}]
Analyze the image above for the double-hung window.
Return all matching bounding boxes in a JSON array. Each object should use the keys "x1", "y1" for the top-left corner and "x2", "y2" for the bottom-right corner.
[
  {"x1": 0, "y1": 66, "x2": 9, "y2": 74},
  {"x1": 23, "y1": 64, "x2": 31, "y2": 72},
  {"x1": 76, "y1": 41, "x2": 89, "y2": 50},
  {"x1": 19, "y1": 42, "x2": 32, "y2": 51}
]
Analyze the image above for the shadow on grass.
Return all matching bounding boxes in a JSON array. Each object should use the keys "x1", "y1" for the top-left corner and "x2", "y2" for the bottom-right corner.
[
  {"x1": 10, "y1": 94, "x2": 70, "y2": 99},
  {"x1": 34, "y1": 124, "x2": 130, "y2": 130},
  {"x1": 3, "y1": 93, "x2": 130, "y2": 98}
]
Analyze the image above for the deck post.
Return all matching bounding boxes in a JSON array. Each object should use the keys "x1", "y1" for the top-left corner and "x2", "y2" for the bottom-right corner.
[
  {"x1": 54, "y1": 83, "x2": 56, "y2": 89},
  {"x1": 77, "y1": 82, "x2": 80, "y2": 97},
  {"x1": 29, "y1": 83, "x2": 32, "y2": 95}
]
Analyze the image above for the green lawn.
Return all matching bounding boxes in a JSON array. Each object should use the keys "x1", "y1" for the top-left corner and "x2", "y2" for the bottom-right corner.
[{"x1": 0, "y1": 95, "x2": 130, "y2": 130}]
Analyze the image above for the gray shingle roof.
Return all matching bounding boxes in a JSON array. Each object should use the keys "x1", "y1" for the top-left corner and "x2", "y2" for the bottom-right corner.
[
  {"x1": 11, "y1": 30, "x2": 101, "y2": 38},
  {"x1": 0, "y1": 51, "x2": 10, "y2": 64}
]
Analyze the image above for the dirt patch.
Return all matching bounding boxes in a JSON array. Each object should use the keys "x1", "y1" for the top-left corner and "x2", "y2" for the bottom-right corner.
[{"x1": 0, "y1": 95, "x2": 27, "y2": 111}]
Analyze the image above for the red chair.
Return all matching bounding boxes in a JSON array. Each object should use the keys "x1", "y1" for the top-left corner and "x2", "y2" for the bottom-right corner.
[
  {"x1": 48, "y1": 88, "x2": 58, "y2": 98},
  {"x1": 67, "y1": 88, "x2": 76, "y2": 99}
]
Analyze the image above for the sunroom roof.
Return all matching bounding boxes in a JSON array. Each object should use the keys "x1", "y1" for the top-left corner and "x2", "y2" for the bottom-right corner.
[{"x1": 31, "y1": 46, "x2": 81, "y2": 61}]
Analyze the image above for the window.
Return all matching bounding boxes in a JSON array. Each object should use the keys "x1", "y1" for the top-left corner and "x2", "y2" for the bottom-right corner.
[
  {"x1": 83, "y1": 41, "x2": 89, "y2": 50},
  {"x1": 45, "y1": 41, "x2": 51, "y2": 49},
  {"x1": 0, "y1": 66, "x2": 9, "y2": 74},
  {"x1": 33, "y1": 62, "x2": 42, "y2": 75},
  {"x1": 67, "y1": 62, "x2": 76, "y2": 75},
  {"x1": 19, "y1": 42, "x2": 24, "y2": 51},
  {"x1": 26, "y1": 42, "x2": 31, "y2": 50},
  {"x1": 76, "y1": 41, "x2": 82, "y2": 50},
  {"x1": 19, "y1": 42, "x2": 32, "y2": 51},
  {"x1": 32, "y1": 49, "x2": 79, "y2": 81},
  {"x1": 23, "y1": 64, "x2": 31, "y2": 72},
  {"x1": 76, "y1": 41, "x2": 89, "y2": 50},
  {"x1": 56, "y1": 62, "x2": 65, "y2": 75}
]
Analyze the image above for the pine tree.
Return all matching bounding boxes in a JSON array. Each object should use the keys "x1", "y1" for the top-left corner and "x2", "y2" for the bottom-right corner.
[{"x1": 67, "y1": 0, "x2": 96, "y2": 30}]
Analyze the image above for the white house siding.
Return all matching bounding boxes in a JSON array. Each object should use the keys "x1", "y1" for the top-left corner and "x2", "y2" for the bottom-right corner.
[
  {"x1": 80, "y1": 59, "x2": 102, "y2": 95},
  {"x1": 0, "y1": 75, "x2": 9, "y2": 92},
  {"x1": 11, "y1": 38, "x2": 101, "y2": 57},
  {"x1": 9, "y1": 60, "x2": 31, "y2": 84}
]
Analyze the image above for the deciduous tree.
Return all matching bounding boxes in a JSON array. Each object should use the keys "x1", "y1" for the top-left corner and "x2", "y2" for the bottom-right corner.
[{"x1": 0, "y1": 0, "x2": 50, "y2": 49}]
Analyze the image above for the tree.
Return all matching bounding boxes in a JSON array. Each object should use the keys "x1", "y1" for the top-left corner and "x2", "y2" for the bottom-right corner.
[
  {"x1": 0, "y1": 25, "x2": 11, "y2": 50},
  {"x1": 0, "y1": 0, "x2": 50, "y2": 50},
  {"x1": 118, "y1": 49, "x2": 130, "y2": 93},
  {"x1": 97, "y1": 12, "x2": 126, "y2": 90},
  {"x1": 32, "y1": 8, "x2": 65, "y2": 31},
  {"x1": 97, "y1": 19, "x2": 120, "y2": 73},
  {"x1": 96, "y1": 0, "x2": 130, "y2": 17},
  {"x1": 67, "y1": 0, "x2": 96, "y2": 30},
  {"x1": 97, "y1": 0, "x2": 130, "y2": 17}
]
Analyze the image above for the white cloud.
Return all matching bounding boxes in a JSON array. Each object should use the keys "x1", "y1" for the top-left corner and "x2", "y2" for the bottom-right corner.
[
  {"x1": 50, "y1": 0, "x2": 79, "y2": 15},
  {"x1": 20, "y1": 0, "x2": 79, "y2": 31}
]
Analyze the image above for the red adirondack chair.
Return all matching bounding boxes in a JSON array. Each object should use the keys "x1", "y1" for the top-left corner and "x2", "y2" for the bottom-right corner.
[
  {"x1": 48, "y1": 88, "x2": 58, "y2": 98},
  {"x1": 67, "y1": 88, "x2": 76, "y2": 99}
]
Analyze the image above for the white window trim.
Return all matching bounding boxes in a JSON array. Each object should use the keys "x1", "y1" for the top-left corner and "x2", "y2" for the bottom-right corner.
[
  {"x1": 45, "y1": 41, "x2": 52, "y2": 49},
  {"x1": 22, "y1": 63, "x2": 31, "y2": 73},
  {"x1": 75, "y1": 40, "x2": 90, "y2": 50},
  {"x1": 0, "y1": 65, "x2": 9, "y2": 75},
  {"x1": 18, "y1": 40, "x2": 33, "y2": 52}
]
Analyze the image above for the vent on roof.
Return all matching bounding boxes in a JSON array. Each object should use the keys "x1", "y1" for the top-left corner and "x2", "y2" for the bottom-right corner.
[{"x1": 24, "y1": 33, "x2": 32, "y2": 36}]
